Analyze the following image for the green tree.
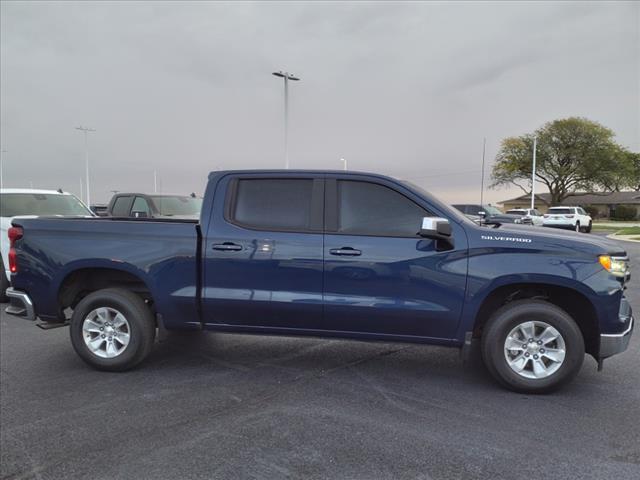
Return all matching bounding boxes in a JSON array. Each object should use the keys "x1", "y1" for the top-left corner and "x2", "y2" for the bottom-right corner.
[
  {"x1": 626, "y1": 151, "x2": 640, "y2": 191},
  {"x1": 491, "y1": 117, "x2": 635, "y2": 205}
]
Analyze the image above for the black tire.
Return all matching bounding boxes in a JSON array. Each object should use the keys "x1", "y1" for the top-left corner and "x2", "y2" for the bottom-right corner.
[
  {"x1": 70, "y1": 288, "x2": 156, "y2": 371},
  {"x1": 0, "y1": 257, "x2": 8, "y2": 303},
  {"x1": 586, "y1": 221, "x2": 592, "y2": 233},
  {"x1": 481, "y1": 300, "x2": 584, "y2": 393},
  {"x1": 575, "y1": 221, "x2": 581, "y2": 233}
]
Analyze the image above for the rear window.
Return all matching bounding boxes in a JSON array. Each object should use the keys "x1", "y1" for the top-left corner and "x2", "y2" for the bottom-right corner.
[
  {"x1": 231, "y1": 179, "x2": 314, "y2": 230},
  {"x1": 548, "y1": 208, "x2": 573, "y2": 215},
  {"x1": 0, "y1": 193, "x2": 91, "y2": 217}
]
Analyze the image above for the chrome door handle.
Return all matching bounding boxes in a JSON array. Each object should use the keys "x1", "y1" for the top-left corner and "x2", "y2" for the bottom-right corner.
[
  {"x1": 330, "y1": 248, "x2": 362, "y2": 256},
  {"x1": 212, "y1": 243, "x2": 242, "y2": 251}
]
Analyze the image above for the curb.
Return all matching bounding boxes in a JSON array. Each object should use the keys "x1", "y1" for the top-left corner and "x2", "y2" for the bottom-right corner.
[{"x1": 606, "y1": 233, "x2": 640, "y2": 243}]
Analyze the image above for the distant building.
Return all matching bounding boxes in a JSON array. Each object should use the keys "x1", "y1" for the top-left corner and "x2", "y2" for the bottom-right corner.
[{"x1": 499, "y1": 192, "x2": 640, "y2": 218}]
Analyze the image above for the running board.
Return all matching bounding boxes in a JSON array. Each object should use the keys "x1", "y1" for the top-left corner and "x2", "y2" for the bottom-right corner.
[{"x1": 36, "y1": 321, "x2": 70, "y2": 330}]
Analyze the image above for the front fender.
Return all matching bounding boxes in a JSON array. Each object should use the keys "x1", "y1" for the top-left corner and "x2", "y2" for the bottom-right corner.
[{"x1": 456, "y1": 272, "x2": 603, "y2": 344}]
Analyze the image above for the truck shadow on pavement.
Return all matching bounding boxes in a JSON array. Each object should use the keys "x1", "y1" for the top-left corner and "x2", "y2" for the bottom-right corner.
[{"x1": 144, "y1": 330, "x2": 496, "y2": 391}]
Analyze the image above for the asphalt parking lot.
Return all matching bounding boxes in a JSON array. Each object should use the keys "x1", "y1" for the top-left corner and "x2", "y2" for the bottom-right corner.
[{"x1": 1, "y1": 234, "x2": 639, "y2": 480}]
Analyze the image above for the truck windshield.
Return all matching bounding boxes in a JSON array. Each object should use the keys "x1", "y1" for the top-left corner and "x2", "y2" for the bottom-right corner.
[
  {"x1": 149, "y1": 196, "x2": 202, "y2": 216},
  {"x1": 0, "y1": 193, "x2": 92, "y2": 217}
]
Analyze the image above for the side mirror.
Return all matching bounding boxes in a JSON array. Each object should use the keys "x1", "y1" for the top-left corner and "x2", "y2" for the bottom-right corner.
[
  {"x1": 132, "y1": 211, "x2": 148, "y2": 218},
  {"x1": 419, "y1": 217, "x2": 452, "y2": 240},
  {"x1": 478, "y1": 211, "x2": 487, "y2": 218}
]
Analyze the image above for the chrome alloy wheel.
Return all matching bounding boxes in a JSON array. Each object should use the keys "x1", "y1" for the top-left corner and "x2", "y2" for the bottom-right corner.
[
  {"x1": 82, "y1": 307, "x2": 131, "y2": 359},
  {"x1": 504, "y1": 321, "x2": 566, "y2": 379}
]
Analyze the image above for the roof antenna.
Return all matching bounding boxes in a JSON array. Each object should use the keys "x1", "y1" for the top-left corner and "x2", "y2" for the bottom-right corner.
[
  {"x1": 57, "y1": 188, "x2": 64, "y2": 194},
  {"x1": 190, "y1": 192, "x2": 196, "y2": 198}
]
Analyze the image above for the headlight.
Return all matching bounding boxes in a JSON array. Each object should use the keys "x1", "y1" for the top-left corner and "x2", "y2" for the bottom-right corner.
[
  {"x1": 514, "y1": 218, "x2": 522, "y2": 224},
  {"x1": 599, "y1": 255, "x2": 629, "y2": 278}
]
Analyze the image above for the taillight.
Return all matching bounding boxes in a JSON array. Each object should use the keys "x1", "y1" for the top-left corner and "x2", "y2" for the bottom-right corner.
[
  {"x1": 8, "y1": 227, "x2": 23, "y2": 244},
  {"x1": 564, "y1": 215, "x2": 574, "y2": 218},
  {"x1": 8, "y1": 249, "x2": 17, "y2": 273},
  {"x1": 8, "y1": 226, "x2": 23, "y2": 274}
]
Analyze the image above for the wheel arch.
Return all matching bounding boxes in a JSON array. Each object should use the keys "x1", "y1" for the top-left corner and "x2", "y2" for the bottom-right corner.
[
  {"x1": 57, "y1": 263, "x2": 156, "y2": 315},
  {"x1": 469, "y1": 281, "x2": 600, "y2": 357}
]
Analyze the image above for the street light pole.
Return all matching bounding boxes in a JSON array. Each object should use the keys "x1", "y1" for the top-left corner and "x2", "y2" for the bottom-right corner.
[
  {"x1": 76, "y1": 126, "x2": 95, "y2": 205},
  {"x1": 0, "y1": 150, "x2": 6, "y2": 190},
  {"x1": 340, "y1": 157, "x2": 348, "y2": 170},
  {"x1": 531, "y1": 136, "x2": 537, "y2": 209},
  {"x1": 272, "y1": 71, "x2": 300, "y2": 169}
]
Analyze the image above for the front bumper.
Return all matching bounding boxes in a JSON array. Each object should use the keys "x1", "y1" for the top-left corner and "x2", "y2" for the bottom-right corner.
[
  {"x1": 600, "y1": 302, "x2": 634, "y2": 359},
  {"x1": 5, "y1": 287, "x2": 36, "y2": 321}
]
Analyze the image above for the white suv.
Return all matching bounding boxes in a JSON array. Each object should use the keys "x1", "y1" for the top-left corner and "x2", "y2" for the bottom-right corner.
[
  {"x1": 543, "y1": 206, "x2": 592, "y2": 233},
  {"x1": 505, "y1": 208, "x2": 544, "y2": 226},
  {"x1": 1, "y1": 188, "x2": 93, "y2": 300}
]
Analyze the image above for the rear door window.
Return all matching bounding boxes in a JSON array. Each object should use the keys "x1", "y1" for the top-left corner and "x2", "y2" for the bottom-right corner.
[{"x1": 230, "y1": 178, "x2": 318, "y2": 231}]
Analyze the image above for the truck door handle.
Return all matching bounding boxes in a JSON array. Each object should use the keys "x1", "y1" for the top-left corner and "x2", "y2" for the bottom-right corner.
[
  {"x1": 330, "y1": 247, "x2": 361, "y2": 256},
  {"x1": 212, "y1": 243, "x2": 243, "y2": 251}
]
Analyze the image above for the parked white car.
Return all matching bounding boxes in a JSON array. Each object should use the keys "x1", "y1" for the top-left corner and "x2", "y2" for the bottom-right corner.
[
  {"x1": 505, "y1": 208, "x2": 544, "y2": 226},
  {"x1": 542, "y1": 206, "x2": 592, "y2": 233},
  {"x1": 0, "y1": 188, "x2": 93, "y2": 299}
]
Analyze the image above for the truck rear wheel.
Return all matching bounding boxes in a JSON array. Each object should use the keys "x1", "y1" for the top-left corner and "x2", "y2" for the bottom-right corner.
[
  {"x1": 70, "y1": 288, "x2": 155, "y2": 371},
  {"x1": 481, "y1": 300, "x2": 584, "y2": 393}
]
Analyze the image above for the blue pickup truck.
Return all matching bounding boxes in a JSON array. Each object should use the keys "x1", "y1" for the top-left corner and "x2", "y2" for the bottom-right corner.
[{"x1": 5, "y1": 170, "x2": 634, "y2": 393}]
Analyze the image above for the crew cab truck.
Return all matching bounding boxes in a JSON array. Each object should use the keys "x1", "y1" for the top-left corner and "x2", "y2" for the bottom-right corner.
[{"x1": 5, "y1": 170, "x2": 634, "y2": 393}]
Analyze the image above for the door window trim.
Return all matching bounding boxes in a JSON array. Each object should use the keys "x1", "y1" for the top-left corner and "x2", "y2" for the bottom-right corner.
[
  {"x1": 324, "y1": 178, "x2": 433, "y2": 239},
  {"x1": 224, "y1": 176, "x2": 324, "y2": 234}
]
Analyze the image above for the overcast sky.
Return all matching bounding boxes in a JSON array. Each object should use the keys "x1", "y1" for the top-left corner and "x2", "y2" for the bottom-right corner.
[{"x1": 1, "y1": 1, "x2": 638, "y2": 204}]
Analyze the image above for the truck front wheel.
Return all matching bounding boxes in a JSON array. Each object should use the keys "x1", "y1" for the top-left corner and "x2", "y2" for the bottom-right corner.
[
  {"x1": 481, "y1": 300, "x2": 584, "y2": 393},
  {"x1": 70, "y1": 288, "x2": 156, "y2": 371}
]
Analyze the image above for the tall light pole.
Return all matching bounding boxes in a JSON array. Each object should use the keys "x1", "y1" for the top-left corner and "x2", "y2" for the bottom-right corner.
[
  {"x1": 531, "y1": 136, "x2": 537, "y2": 209},
  {"x1": 0, "y1": 149, "x2": 6, "y2": 190},
  {"x1": 76, "y1": 126, "x2": 95, "y2": 205},
  {"x1": 272, "y1": 71, "x2": 300, "y2": 169},
  {"x1": 340, "y1": 157, "x2": 348, "y2": 170}
]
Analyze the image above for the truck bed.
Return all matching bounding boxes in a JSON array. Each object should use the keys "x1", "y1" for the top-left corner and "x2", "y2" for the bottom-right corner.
[{"x1": 10, "y1": 216, "x2": 200, "y2": 327}]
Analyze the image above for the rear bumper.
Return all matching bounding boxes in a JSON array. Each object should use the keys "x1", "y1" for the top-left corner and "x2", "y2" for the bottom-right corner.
[
  {"x1": 600, "y1": 305, "x2": 634, "y2": 359},
  {"x1": 543, "y1": 223, "x2": 575, "y2": 229},
  {"x1": 5, "y1": 288, "x2": 36, "y2": 321}
]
